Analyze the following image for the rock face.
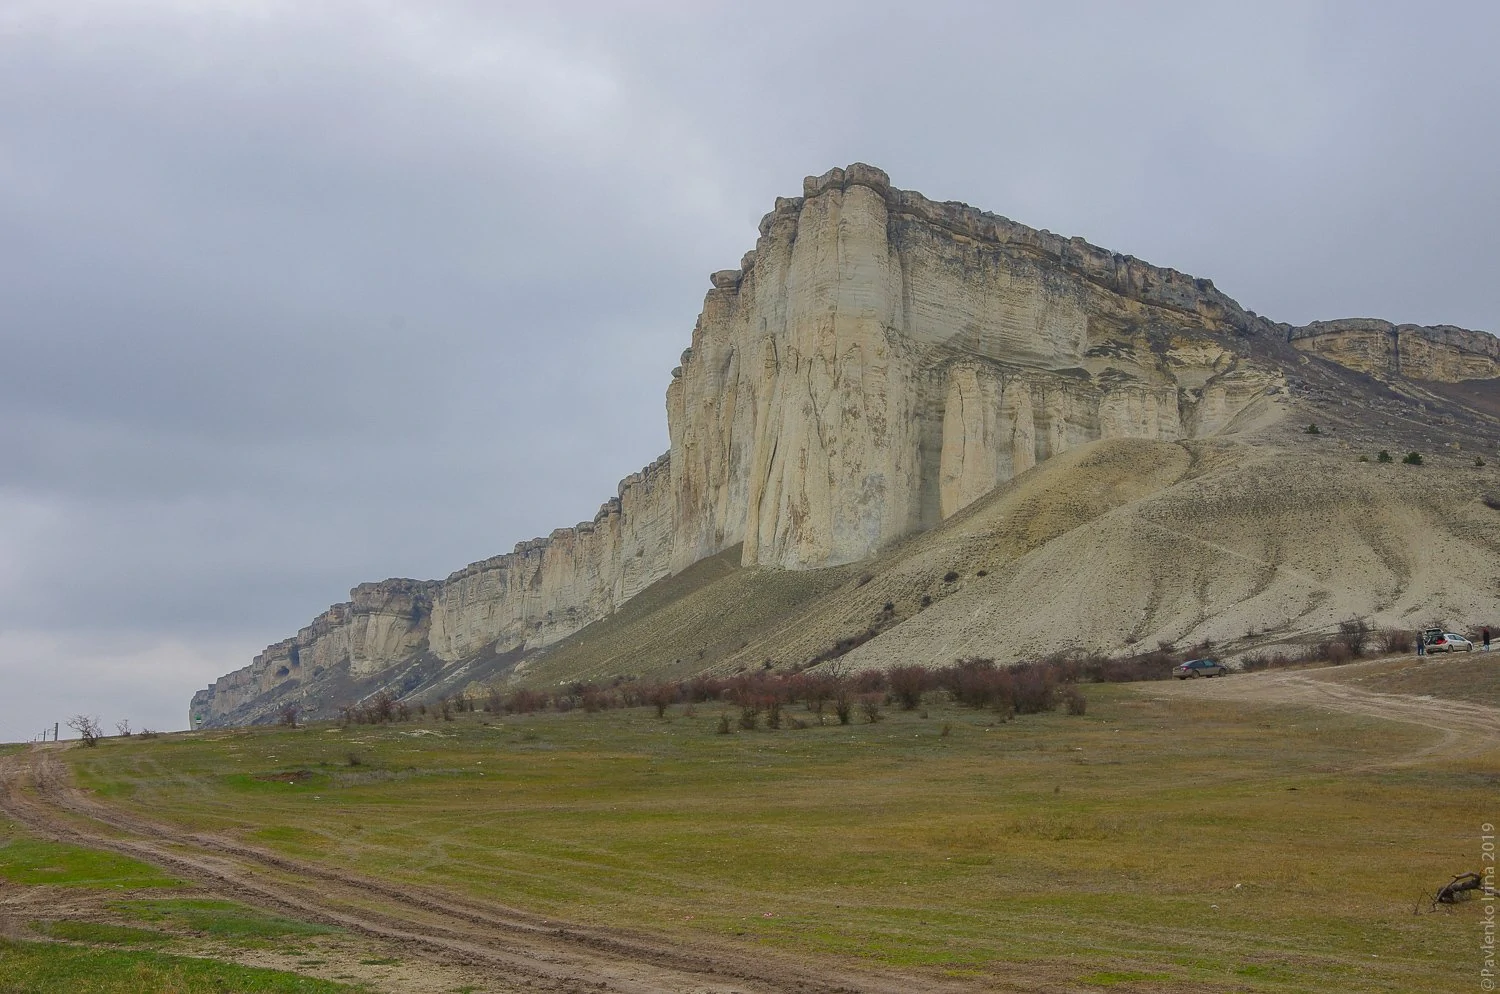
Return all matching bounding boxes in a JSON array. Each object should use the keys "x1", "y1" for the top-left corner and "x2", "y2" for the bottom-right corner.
[
  {"x1": 191, "y1": 163, "x2": 1496, "y2": 727},
  {"x1": 1290, "y1": 319, "x2": 1500, "y2": 382}
]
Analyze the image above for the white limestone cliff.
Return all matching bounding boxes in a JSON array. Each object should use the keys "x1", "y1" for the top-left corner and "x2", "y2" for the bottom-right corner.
[{"x1": 194, "y1": 163, "x2": 1492, "y2": 727}]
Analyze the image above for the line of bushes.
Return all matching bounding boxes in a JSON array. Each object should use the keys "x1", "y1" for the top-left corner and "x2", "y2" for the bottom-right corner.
[{"x1": 434, "y1": 646, "x2": 1203, "y2": 726}]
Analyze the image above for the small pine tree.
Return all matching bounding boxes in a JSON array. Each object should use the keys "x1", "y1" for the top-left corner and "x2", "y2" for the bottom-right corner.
[
  {"x1": 1403, "y1": 451, "x2": 1423, "y2": 466},
  {"x1": 1377, "y1": 450, "x2": 1393, "y2": 463},
  {"x1": 1304, "y1": 424, "x2": 1321, "y2": 435}
]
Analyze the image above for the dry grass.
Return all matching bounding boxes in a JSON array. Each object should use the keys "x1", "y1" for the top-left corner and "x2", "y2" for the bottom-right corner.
[{"x1": 67, "y1": 684, "x2": 1492, "y2": 992}]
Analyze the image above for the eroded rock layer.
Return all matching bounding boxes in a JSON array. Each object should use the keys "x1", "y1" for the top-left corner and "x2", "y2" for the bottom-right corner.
[
  {"x1": 1290, "y1": 319, "x2": 1500, "y2": 383},
  {"x1": 191, "y1": 164, "x2": 1498, "y2": 727}
]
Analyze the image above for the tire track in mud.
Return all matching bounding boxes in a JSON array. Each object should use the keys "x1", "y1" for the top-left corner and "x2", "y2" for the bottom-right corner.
[
  {"x1": 1152, "y1": 663, "x2": 1500, "y2": 767},
  {"x1": 0, "y1": 747, "x2": 984, "y2": 994}
]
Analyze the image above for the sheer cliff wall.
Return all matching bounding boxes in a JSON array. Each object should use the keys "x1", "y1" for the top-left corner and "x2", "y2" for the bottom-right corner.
[{"x1": 192, "y1": 163, "x2": 1496, "y2": 727}]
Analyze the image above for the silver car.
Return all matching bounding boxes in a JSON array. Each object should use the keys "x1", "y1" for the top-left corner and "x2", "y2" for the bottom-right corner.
[
  {"x1": 1173, "y1": 658, "x2": 1228, "y2": 678},
  {"x1": 1428, "y1": 633, "x2": 1474, "y2": 653}
]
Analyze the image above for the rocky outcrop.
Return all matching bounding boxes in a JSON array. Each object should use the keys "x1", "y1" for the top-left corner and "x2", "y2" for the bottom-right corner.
[
  {"x1": 1290, "y1": 319, "x2": 1500, "y2": 383},
  {"x1": 666, "y1": 164, "x2": 1280, "y2": 569},
  {"x1": 205, "y1": 162, "x2": 1493, "y2": 727}
]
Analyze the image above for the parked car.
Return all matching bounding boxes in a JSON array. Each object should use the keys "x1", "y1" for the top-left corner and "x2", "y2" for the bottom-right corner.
[
  {"x1": 1173, "y1": 658, "x2": 1228, "y2": 679},
  {"x1": 1427, "y1": 633, "x2": 1474, "y2": 653}
]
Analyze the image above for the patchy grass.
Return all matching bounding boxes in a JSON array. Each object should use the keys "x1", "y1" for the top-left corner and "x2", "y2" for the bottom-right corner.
[
  {"x1": 1313, "y1": 653, "x2": 1500, "y2": 706},
  {"x1": 112, "y1": 899, "x2": 339, "y2": 944},
  {"x1": 0, "y1": 835, "x2": 179, "y2": 889},
  {"x1": 67, "y1": 688, "x2": 1491, "y2": 991},
  {"x1": 31, "y1": 920, "x2": 170, "y2": 945},
  {"x1": 0, "y1": 938, "x2": 366, "y2": 992}
]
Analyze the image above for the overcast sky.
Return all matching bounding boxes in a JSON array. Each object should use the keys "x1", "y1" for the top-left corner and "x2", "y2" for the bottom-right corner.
[{"x1": 2, "y1": 1, "x2": 1496, "y2": 741}]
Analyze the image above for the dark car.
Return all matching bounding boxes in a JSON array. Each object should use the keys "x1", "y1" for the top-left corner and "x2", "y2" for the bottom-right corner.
[{"x1": 1173, "y1": 658, "x2": 1228, "y2": 679}]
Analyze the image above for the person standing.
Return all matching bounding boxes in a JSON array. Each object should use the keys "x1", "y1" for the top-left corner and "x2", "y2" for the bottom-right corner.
[
  {"x1": 1485, "y1": 627, "x2": 1491, "y2": 652},
  {"x1": 1416, "y1": 631, "x2": 1425, "y2": 658}
]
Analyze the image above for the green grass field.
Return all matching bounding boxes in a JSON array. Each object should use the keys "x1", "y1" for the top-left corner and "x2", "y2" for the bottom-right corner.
[
  {"x1": 0, "y1": 939, "x2": 364, "y2": 993},
  {"x1": 0, "y1": 835, "x2": 179, "y2": 889},
  {"x1": 59, "y1": 685, "x2": 1496, "y2": 991}
]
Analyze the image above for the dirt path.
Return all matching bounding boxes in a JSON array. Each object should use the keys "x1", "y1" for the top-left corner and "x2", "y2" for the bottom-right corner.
[
  {"x1": 0, "y1": 746, "x2": 999, "y2": 994},
  {"x1": 1151, "y1": 661, "x2": 1500, "y2": 766}
]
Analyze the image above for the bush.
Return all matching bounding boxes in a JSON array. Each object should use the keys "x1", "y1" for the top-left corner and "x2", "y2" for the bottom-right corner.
[
  {"x1": 1338, "y1": 618, "x2": 1372, "y2": 657},
  {"x1": 1063, "y1": 687, "x2": 1087, "y2": 715},
  {"x1": 738, "y1": 707, "x2": 759, "y2": 731},
  {"x1": 1403, "y1": 451, "x2": 1423, "y2": 465},
  {"x1": 943, "y1": 571, "x2": 959, "y2": 583},
  {"x1": 834, "y1": 694, "x2": 853, "y2": 725},
  {"x1": 1377, "y1": 450, "x2": 1393, "y2": 463},
  {"x1": 648, "y1": 683, "x2": 678, "y2": 718},
  {"x1": 1304, "y1": 423, "x2": 1321, "y2": 434},
  {"x1": 1378, "y1": 627, "x2": 1414, "y2": 654},
  {"x1": 860, "y1": 695, "x2": 883, "y2": 723},
  {"x1": 1010, "y1": 664, "x2": 1058, "y2": 714},
  {"x1": 1318, "y1": 641, "x2": 1353, "y2": 665},
  {"x1": 888, "y1": 665, "x2": 930, "y2": 710},
  {"x1": 505, "y1": 688, "x2": 547, "y2": 713},
  {"x1": 716, "y1": 713, "x2": 731, "y2": 735}
]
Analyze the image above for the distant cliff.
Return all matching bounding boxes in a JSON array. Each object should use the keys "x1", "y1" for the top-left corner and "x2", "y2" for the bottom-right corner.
[
  {"x1": 191, "y1": 164, "x2": 1498, "y2": 728},
  {"x1": 1290, "y1": 319, "x2": 1500, "y2": 382}
]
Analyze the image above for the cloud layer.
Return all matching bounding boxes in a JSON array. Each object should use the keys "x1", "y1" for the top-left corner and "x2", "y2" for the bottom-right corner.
[{"x1": 2, "y1": 1, "x2": 1496, "y2": 739}]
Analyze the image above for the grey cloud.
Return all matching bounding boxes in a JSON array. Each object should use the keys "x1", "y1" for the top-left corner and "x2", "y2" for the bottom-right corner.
[{"x1": 1, "y1": 0, "x2": 1496, "y2": 740}]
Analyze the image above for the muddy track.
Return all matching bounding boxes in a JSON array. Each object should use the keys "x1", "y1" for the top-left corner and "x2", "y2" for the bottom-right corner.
[
  {"x1": 0, "y1": 747, "x2": 986, "y2": 994},
  {"x1": 1152, "y1": 662, "x2": 1500, "y2": 766}
]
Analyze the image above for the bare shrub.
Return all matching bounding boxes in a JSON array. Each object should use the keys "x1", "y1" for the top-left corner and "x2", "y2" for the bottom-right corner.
[
  {"x1": 1378, "y1": 628, "x2": 1414, "y2": 654},
  {"x1": 1238, "y1": 653, "x2": 1269, "y2": 672},
  {"x1": 67, "y1": 715, "x2": 102, "y2": 747},
  {"x1": 138, "y1": 728, "x2": 160, "y2": 739},
  {"x1": 860, "y1": 695, "x2": 883, "y2": 723},
  {"x1": 505, "y1": 688, "x2": 548, "y2": 714},
  {"x1": 1010, "y1": 664, "x2": 1058, "y2": 714},
  {"x1": 1063, "y1": 687, "x2": 1087, "y2": 715},
  {"x1": 765, "y1": 700, "x2": 783, "y2": 730},
  {"x1": 834, "y1": 693, "x2": 853, "y2": 726},
  {"x1": 888, "y1": 665, "x2": 930, "y2": 710},
  {"x1": 942, "y1": 658, "x2": 1005, "y2": 709},
  {"x1": 1338, "y1": 618, "x2": 1372, "y2": 657},
  {"x1": 277, "y1": 704, "x2": 299, "y2": 728},
  {"x1": 1322, "y1": 641, "x2": 1353, "y2": 665},
  {"x1": 738, "y1": 707, "x2": 759, "y2": 731},
  {"x1": 648, "y1": 683, "x2": 678, "y2": 719},
  {"x1": 115, "y1": 719, "x2": 132, "y2": 738}
]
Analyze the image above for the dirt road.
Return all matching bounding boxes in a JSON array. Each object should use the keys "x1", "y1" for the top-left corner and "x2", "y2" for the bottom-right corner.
[
  {"x1": 0, "y1": 746, "x2": 988, "y2": 994},
  {"x1": 1152, "y1": 660, "x2": 1500, "y2": 765}
]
